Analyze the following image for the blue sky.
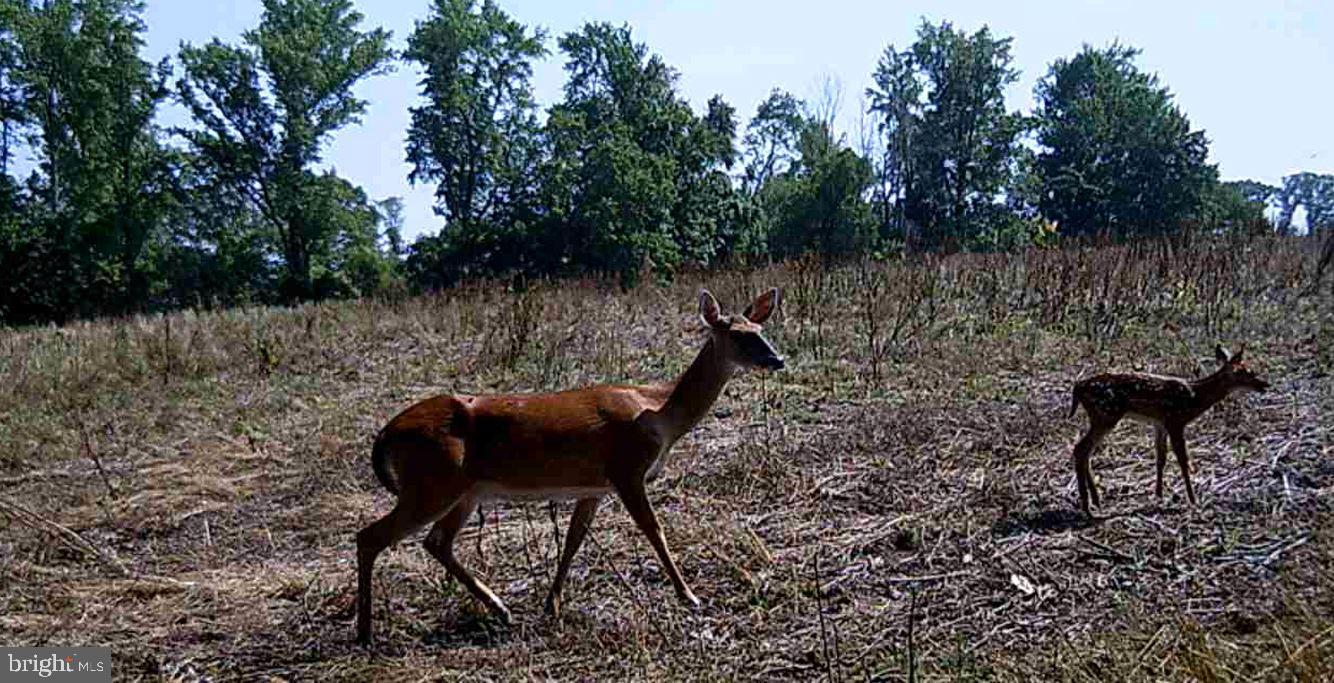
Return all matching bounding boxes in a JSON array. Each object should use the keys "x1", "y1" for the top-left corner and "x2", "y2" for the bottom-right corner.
[{"x1": 134, "y1": 1, "x2": 1334, "y2": 239}]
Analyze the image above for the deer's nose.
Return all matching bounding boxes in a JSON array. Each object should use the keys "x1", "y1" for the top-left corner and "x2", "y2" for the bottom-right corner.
[{"x1": 761, "y1": 355, "x2": 785, "y2": 370}]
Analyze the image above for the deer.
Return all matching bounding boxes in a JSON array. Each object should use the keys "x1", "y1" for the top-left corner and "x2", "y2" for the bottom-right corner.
[
  {"x1": 355, "y1": 288, "x2": 785, "y2": 644},
  {"x1": 1068, "y1": 344, "x2": 1269, "y2": 517}
]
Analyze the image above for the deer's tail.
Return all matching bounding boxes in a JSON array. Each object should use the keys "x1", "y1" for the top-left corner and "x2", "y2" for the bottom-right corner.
[{"x1": 371, "y1": 431, "x2": 400, "y2": 496}]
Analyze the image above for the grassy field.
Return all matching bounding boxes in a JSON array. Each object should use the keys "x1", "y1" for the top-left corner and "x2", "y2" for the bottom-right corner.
[{"x1": 2, "y1": 235, "x2": 1332, "y2": 681}]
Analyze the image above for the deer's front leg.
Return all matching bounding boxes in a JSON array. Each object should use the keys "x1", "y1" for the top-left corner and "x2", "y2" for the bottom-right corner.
[
  {"x1": 612, "y1": 477, "x2": 700, "y2": 609},
  {"x1": 1167, "y1": 426, "x2": 1197, "y2": 507}
]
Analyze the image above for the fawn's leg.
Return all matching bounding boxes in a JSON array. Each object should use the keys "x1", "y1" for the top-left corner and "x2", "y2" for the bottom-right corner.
[
  {"x1": 1154, "y1": 426, "x2": 1168, "y2": 500},
  {"x1": 1168, "y1": 426, "x2": 1197, "y2": 507},
  {"x1": 1073, "y1": 422, "x2": 1112, "y2": 515}
]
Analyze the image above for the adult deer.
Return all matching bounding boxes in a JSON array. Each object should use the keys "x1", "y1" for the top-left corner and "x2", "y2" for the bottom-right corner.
[
  {"x1": 1068, "y1": 344, "x2": 1268, "y2": 516},
  {"x1": 355, "y1": 288, "x2": 785, "y2": 644}
]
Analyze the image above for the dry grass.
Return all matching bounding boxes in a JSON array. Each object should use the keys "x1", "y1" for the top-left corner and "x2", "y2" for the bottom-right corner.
[{"x1": 1, "y1": 234, "x2": 1332, "y2": 681}]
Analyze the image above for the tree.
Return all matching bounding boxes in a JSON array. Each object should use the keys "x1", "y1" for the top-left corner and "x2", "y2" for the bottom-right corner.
[
  {"x1": 721, "y1": 89, "x2": 808, "y2": 263},
  {"x1": 670, "y1": 94, "x2": 739, "y2": 266},
  {"x1": 741, "y1": 89, "x2": 805, "y2": 195},
  {"x1": 0, "y1": 0, "x2": 26, "y2": 321},
  {"x1": 913, "y1": 21, "x2": 1024, "y2": 248},
  {"x1": 1034, "y1": 43, "x2": 1216, "y2": 237},
  {"x1": 538, "y1": 22, "x2": 732, "y2": 282},
  {"x1": 866, "y1": 45, "x2": 921, "y2": 247},
  {"x1": 737, "y1": 89, "x2": 875, "y2": 260},
  {"x1": 866, "y1": 21, "x2": 1025, "y2": 250},
  {"x1": 177, "y1": 0, "x2": 392, "y2": 301},
  {"x1": 153, "y1": 156, "x2": 278, "y2": 309},
  {"x1": 404, "y1": 0, "x2": 545, "y2": 282},
  {"x1": 0, "y1": 0, "x2": 19, "y2": 181},
  {"x1": 1275, "y1": 172, "x2": 1334, "y2": 236},
  {"x1": 1227, "y1": 179, "x2": 1278, "y2": 207},
  {"x1": 305, "y1": 172, "x2": 393, "y2": 298},
  {"x1": 377, "y1": 196, "x2": 405, "y2": 259},
  {"x1": 764, "y1": 119, "x2": 874, "y2": 258},
  {"x1": 1, "y1": 0, "x2": 173, "y2": 322},
  {"x1": 1203, "y1": 181, "x2": 1271, "y2": 235}
]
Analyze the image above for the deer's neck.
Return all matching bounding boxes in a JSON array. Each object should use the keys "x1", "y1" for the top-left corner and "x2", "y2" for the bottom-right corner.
[
  {"x1": 659, "y1": 338, "x2": 735, "y2": 442},
  {"x1": 1188, "y1": 370, "x2": 1235, "y2": 417}
]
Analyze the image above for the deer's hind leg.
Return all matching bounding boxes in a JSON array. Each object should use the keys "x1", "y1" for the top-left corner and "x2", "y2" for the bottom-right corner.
[
  {"x1": 1154, "y1": 426, "x2": 1169, "y2": 500},
  {"x1": 544, "y1": 497, "x2": 601, "y2": 617},
  {"x1": 422, "y1": 493, "x2": 511, "y2": 623},
  {"x1": 1073, "y1": 419, "x2": 1114, "y2": 516},
  {"x1": 357, "y1": 478, "x2": 472, "y2": 645}
]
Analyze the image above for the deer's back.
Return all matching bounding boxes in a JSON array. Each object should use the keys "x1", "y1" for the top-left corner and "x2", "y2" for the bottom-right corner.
[
  {"x1": 1075, "y1": 372, "x2": 1195, "y2": 422},
  {"x1": 380, "y1": 384, "x2": 670, "y2": 493}
]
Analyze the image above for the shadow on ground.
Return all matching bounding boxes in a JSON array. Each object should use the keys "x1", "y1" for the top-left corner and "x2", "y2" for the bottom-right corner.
[{"x1": 992, "y1": 507, "x2": 1091, "y2": 536}]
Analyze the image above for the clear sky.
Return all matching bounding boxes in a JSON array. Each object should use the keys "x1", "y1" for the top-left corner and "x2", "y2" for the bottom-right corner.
[{"x1": 135, "y1": 0, "x2": 1333, "y2": 240}]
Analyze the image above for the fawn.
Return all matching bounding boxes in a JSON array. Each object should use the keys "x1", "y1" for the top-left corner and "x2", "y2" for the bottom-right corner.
[{"x1": 1069, "y1": 344, "x2": 1269, "y2": 516}]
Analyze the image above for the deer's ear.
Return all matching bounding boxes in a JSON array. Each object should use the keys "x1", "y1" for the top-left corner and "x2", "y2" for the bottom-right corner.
[
  {"x1": 1232, "y1": 343, "x2": 1247, "y2": 363},
  {"x1": 699, "y1": 290, "x2": 722, "y2": 327},
  {"x1": 744, "y1": 288, "x2": 780, "y2": 324},
  {"x1": 1215, "y1": 344, "x2": 1232, "y2": 364}
]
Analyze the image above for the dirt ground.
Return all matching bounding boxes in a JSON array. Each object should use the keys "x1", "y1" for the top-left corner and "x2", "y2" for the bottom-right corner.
[{"x1": 2, "y1": 237, "x2": 1332, "y2": 681}]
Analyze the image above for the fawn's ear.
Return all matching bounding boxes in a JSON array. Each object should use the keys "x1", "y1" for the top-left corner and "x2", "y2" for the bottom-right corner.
[
  {"x1": 699, "y1": 290, "x2": 723, "y2": 327},
  {"x1": 1215, "y1": 344, "x2": 1232, "y2": 364},
  {"x1": 744, "y1": 288, "x2": 780, "y2": 324},
  {"x1": 1232, "y1": 343, "x2": 1247, "y2": 363}
]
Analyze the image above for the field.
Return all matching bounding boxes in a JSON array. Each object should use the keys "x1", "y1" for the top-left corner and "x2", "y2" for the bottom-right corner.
[{"x1": 2, "y1": 235, "x2": 1332, "y2": 681}]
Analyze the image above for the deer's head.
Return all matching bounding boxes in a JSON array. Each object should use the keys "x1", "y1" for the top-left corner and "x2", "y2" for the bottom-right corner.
[
  {"x1": 699, "y1": 288, "x2": 785, "y2": 371},
  {"x1": 1215, "y1": 343, "x2": 1269, "y2": 393}
]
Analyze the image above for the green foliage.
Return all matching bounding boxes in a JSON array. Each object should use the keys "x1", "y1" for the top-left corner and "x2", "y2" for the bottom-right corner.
[
  {"x1": 742, "y1": 89, "x2": 805, "y2": 195},
  {"x1": 176, "y1": 0, "x2": 393, "y2": 301},
  {"x1": 2, "y1": 4, "x2": 1325, "y2": 325},
  {"x1": 377, "y1": 197, "x2": 405, "y2": 259},
  {"x1": 726, "y1": 89, "x2": 807, "y2": 263},
  {"x1": 537, "y1": 22, "x2": 736, "y2": 283},
  {"x1": 0, "y1": 0, "x2": 174, "y2": 322},
  {"x1": 765, "y1": 120, "x2": 874, "y2": 258},
  {"x1": 868, "y1": 20, "x2": 1026, "y2": 250},
  {"x1": 1227, "y1": 179, "x2": 1278, "y2": 206},
  {"x1": 154, "y1": 191, "x2": 278, "y2": 308},
  {"x1": 866, "y1": 46, "x2": 921, "y2": 247},
  {"x1": 1275, "y1": 172, "x2": 1334, "y2": 235},
  {"x1": 1203, "y1": 181, "x2": 1271, "y2": 235},
  {"x1": 740, "y1": 90, "x2": 875, "y2": 260},
  {"x1": 669, "y1": 94, "x2": 739, "y2": 267},
  {"x1": 404, "y1": 0, "x2": 545, "y2": 284},
  {"x1": 1034, "y1": 43, "x2": 1216, "y2": 237}
]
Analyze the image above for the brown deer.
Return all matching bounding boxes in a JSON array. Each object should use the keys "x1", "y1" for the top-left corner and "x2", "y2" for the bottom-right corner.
[
  {"x1": 1068, "y1": 344, "x2": 1269, "y2": 516},
  {"x1": 355, "y1": 288, "x2": 785, "y2": 644}
]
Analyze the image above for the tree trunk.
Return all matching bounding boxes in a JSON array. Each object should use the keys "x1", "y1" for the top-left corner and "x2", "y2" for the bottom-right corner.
[{"x1": 282, "y1": 214, "x2": 312, "y2": 302}]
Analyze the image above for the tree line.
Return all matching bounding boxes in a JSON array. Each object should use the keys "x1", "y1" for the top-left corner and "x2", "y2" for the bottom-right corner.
[{"x1": 1, "y1": 0, "x2": 1329, "y2": 325}]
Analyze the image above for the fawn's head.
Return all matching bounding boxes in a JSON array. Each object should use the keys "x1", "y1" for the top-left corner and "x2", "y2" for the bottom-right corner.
[
  {"x1": 699, "y1": 288, "x2": 785, "y2": 371},
  {"x1": 1215, "y1": 343, "x2": 1269, "y2": 393}
]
